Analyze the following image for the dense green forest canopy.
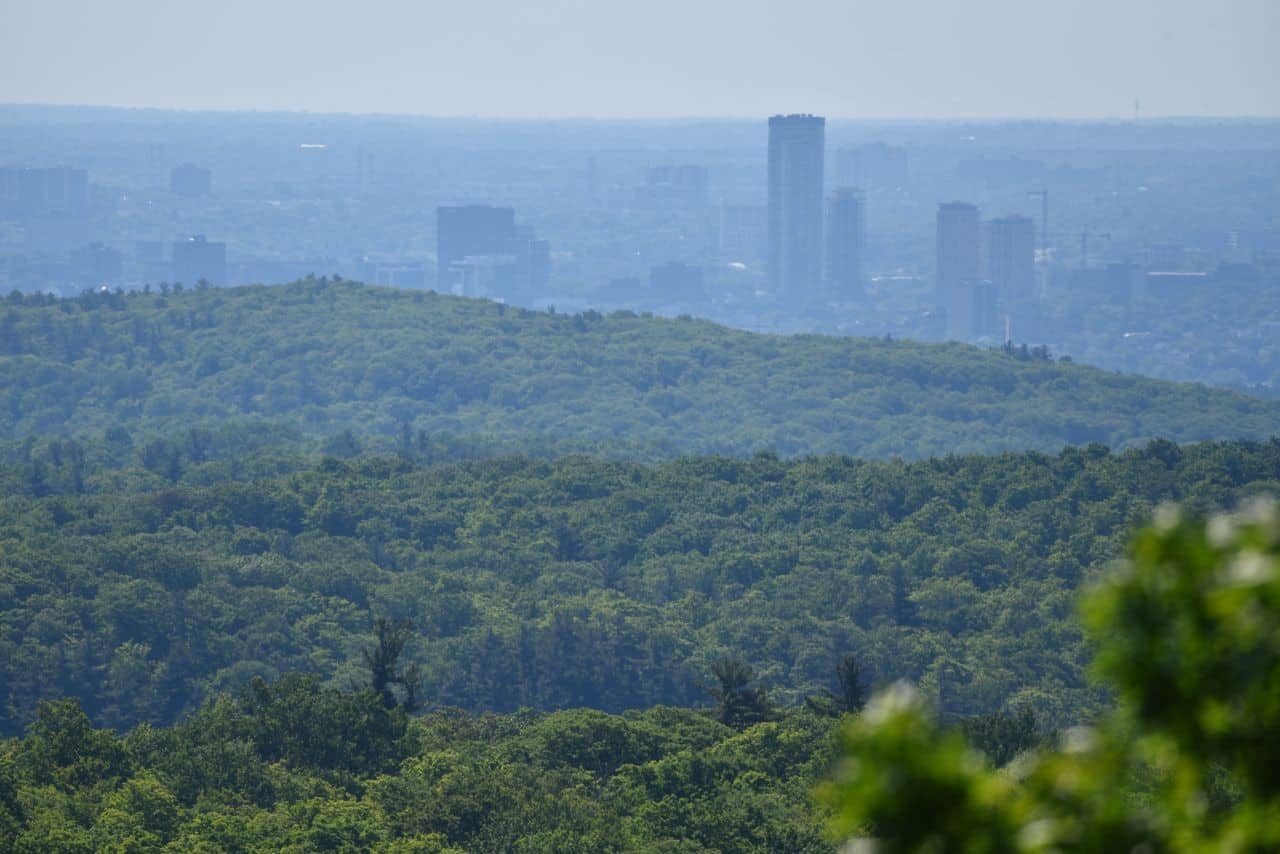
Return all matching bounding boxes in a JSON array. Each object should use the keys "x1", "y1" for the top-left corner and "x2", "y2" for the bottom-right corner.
[
  {"x1": 3, "y1": 279, "x2": 1278, "y2": 458},
  {"x1": 2, "y1": 500, "x2": 1275, "y2": 853},
  {"x1": 0, "y1": 688, "x2": 842, "y2": 852},
  {"x1": 3, "y1": 438, "x2": 1278, "y2": 738}
]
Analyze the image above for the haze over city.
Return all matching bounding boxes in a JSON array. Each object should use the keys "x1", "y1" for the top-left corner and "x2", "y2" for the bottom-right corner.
[{"x1": 3, "y1": 0, "x2": 1278, "y2": 117}]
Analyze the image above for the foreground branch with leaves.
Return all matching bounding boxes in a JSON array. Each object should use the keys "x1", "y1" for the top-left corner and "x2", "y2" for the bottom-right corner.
[{"x1": 821, "y1": 499, "x2": 1280, "y2": 851}]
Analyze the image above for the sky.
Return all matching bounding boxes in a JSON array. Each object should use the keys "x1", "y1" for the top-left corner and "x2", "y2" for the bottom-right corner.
[{"x1": 2, "y1": 0, "x2": 1277, "y2": 119}]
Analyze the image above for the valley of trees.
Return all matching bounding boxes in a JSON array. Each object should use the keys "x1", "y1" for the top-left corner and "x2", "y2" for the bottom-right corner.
[
  {"x1": 4, "y1": 279, "x2": 1279, "y2": 458},
  {"x1": 3, "y1": 437, "x2": 1278, "y2": 738}
]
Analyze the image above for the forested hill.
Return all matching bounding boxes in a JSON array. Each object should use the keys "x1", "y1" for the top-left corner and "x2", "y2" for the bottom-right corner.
[
  {"x1": 3, "y1": 279, "x2": 1278, "y2": 458},
  {"x1": 3, "y1": 438, "x2": 1278, "y2": 737}
]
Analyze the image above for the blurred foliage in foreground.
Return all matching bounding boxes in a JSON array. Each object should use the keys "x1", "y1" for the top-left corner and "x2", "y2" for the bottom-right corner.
[{"x1": 822, "y1": 499, "x2": 1280, "y2": 852}]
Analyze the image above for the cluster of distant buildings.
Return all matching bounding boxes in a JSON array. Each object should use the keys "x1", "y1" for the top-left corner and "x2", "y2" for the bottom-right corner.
[
  {"x1": 936, "y1": 202, "x2": 1036, "y2": 340},
  {"x1": 764, "y1": 114, "x2": 1036, "y2": 341},
  {"x1": 1, "y1": 122, "x2": 1272, "y2": 343},
  {"x1": 0, "y1": 165, "x2": 90, "y2": 253},
  {"x1": 435, "y1": 206, "x2": 550, "y2": 300},
  {"x1": 767, "y1": 115, "x2": 858, "y2": 303},
  {"x1": 0, "y1": 163, "x2": 227, "y2": 291}
]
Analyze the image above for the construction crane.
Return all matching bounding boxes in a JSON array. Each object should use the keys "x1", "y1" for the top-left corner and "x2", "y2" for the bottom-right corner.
[
  {"x1": 1023, "y1": 187, "x2": 1114, "y2": 269},
  {"x1": 1027, "y1": 189, "x2": 1049, "y2": 258},
  {"x1": 1037, "y1": 223, "x2": 1112, "y2": 269}
]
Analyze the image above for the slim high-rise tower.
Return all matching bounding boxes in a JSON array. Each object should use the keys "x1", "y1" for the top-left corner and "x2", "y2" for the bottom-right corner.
[
  {"x1": 938, "y1": 201, "x2": 994, "y2": 340},
  {"x1": 768, "y1": 114, "x2": 825, "y2": 299},
  {"x1": 988, "y1": 214, "x2": 1036, "y2": 305},
  {"x1": 936, "y1": 201, "x2": 981, "y2": 309},
  {"x1": 825, "y1": 188, "x2": 866, "y2": 300}
]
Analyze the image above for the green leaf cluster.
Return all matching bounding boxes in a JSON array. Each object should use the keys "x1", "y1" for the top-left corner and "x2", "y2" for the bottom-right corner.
[{"x1": 821, "y1": 499, "x2": 1280, "y2": 851}]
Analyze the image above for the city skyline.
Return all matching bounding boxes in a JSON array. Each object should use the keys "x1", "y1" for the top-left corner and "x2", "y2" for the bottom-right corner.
[{"x1": 1, "y1": 103, "x2": 1276, "y2": 385}]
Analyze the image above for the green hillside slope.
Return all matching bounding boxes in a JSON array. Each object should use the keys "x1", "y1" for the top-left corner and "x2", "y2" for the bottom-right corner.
[{"x1": 3, "y1": 279, "x2": 1277, "y2": 457}]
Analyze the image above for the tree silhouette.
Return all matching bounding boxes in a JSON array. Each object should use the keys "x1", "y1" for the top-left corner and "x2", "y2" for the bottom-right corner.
[
  {"x1": 701, "y1": 657, "x2": 773, "y2": 729},
  {"x1": 806, "y1": 653, "x2": 867, "y2": 717},
  {"x1": 362, "y1": 618, "x2": 420, "y2": 710}
]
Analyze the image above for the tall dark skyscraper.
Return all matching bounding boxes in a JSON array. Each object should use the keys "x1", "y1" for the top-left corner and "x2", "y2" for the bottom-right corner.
[
  {"x1": 988, "y1": 214, "x2": 1035, "y2": 305},
  {"x1": 768, "y1": 114, "x2": 825, "y2": 299},
  {"x1": 937, "y1": 201, "x2": 990, "y2": 340},
  {"x1": 825, "y1": 188, "x2": 866, "y2": 300}
]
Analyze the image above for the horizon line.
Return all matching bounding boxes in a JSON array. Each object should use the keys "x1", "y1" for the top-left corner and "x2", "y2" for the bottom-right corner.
[{"x1": 4, "y1": 101, "x2": 1280, "y2": 124}]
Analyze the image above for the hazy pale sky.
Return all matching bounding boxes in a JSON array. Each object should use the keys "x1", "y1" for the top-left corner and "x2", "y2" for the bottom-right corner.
[{"x1": 2, "y1": 0, "x2": 1277, "y2": 118}]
